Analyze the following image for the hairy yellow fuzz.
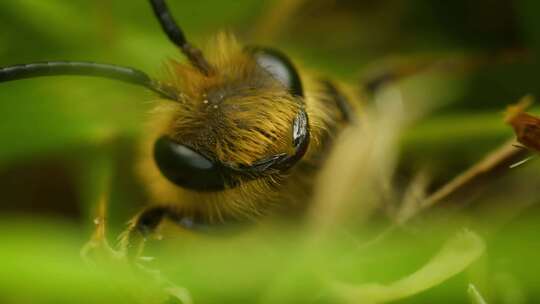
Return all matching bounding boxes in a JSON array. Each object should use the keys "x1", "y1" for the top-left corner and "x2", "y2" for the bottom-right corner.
[{"x1": 137, "y1": 32, "x2": 356, "y2": 223}]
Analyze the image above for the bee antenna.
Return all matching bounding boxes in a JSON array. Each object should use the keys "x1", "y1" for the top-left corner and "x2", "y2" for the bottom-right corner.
[
  {"x1": 0, "y1": 61, "x2": 176, "y2": 99},
  {"x1": 149, "y1": 0, "x2": 213, "y2": 75}
]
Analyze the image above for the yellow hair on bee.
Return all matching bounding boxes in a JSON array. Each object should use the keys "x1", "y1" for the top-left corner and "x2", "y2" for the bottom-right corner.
[{"x1": 137, "y1": 32, "x2": 353, "y2": 223}]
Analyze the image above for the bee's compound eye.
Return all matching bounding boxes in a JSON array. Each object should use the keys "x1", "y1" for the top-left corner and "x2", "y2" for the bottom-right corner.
[
  {"x1": 250, "y1": 47, "x2": 304, "y2": 97},
  {"x1": 153, "y1": 136, "x2": 227, "y2": 191}
]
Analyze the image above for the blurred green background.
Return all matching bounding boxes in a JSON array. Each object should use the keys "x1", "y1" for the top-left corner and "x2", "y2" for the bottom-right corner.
[{"x1": 1, "y1": 0, "x2": 540, "y2": 303}]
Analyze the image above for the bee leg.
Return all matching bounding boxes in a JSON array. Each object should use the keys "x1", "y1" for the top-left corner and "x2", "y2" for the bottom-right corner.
[
  {"x1": 361, "y1": 50, "x2": 528, "y2": 95},
  {"x1": 118, "y1": 205, "x2": 178, "y2": 259},
  {"x1": 117, "y1": 205, "x2": 195, "y2": 304},
  {"x1": 360, "y1": 60, "x2": 432, "y2": 95},
  {"x1": 80, "y1": 187, "x2": 121, "y2": 263}
]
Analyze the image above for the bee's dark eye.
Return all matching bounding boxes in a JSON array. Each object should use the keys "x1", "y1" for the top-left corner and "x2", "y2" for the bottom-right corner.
[
  {"x1": 153, "y1": 136, "x2": 228, "y2": 191},
  {"x1": 249, "y1": 47, "x2": 304, "y2": 97}
]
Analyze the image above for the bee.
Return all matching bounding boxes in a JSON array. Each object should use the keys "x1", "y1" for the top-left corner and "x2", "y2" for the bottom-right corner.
[{"x1": 0, "y1": 0, "x2": 358, "y2": 253}]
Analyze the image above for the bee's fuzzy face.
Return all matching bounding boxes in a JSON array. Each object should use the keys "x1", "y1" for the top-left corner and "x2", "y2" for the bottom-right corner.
[
  {"x1": 138, "y1": 32, "x2": 342, "y2": 222},
  {"x1": 157, "y1": 33, "x2": 302, "y2": 167}
]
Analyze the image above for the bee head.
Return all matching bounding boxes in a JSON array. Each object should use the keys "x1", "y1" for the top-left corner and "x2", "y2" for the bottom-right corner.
[
  {"x1": 153, "y1": 33, "x2": 310, "y2": 191},
  {"x1": 0, "y1": 1, "x2": 310, "y2": 195},
  {"x1": 0, "y1": 0, "x2": 310, "y2": 194}
]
